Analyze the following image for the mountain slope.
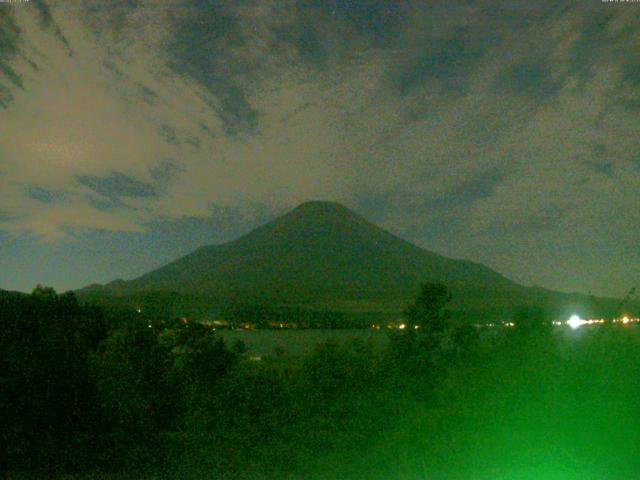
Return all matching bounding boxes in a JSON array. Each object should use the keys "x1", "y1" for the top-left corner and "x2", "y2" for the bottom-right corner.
[
  {"x1": 78, "y1": 201, "x2": 624, "y2": 320},
  {"x1": 93, "y1": 202, "x2": 515, "y2": 300}
]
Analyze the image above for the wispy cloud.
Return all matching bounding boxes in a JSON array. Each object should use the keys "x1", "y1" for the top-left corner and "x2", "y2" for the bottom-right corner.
[{"x1": 0, "y1": 0, "x2": 639, "y2": 295}]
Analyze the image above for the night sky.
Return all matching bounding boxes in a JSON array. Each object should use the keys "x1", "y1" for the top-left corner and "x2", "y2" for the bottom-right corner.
[{"x1": 0, "y1": 0, "x2": 639, "y2": 296}]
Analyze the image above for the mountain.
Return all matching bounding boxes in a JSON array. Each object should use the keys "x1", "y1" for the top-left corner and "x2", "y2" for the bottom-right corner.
[{"x1": 77, "y1": 201, "x2": 622, "y2": 321}]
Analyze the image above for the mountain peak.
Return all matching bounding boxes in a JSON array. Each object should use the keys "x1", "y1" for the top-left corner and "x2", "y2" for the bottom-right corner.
[
  {"x1": 271, "y1": 200, "x2": 372, "y2": 235},
  {"x1": 290, "y1": 200, "x2": 353, "y2": 216}
]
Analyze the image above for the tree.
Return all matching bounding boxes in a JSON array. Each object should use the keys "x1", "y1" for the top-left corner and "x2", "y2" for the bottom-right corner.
[
  {"x1": 0, "y1": 287, "x2": 108, "y2": 472},
  {"x1": 404, "y1": 282, "x2": 452, "y2": 334},
  {"x1": 31, "y1": 284, "x2": 57, "y2": 299},
  {"x1": 387, "y1": 282, "x2": 454, "y2": 399}
]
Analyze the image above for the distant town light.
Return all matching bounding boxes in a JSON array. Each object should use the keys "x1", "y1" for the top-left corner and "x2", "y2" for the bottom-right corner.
[{"x1": 567, "y1": 314, "x2": 586, "y2": 330}]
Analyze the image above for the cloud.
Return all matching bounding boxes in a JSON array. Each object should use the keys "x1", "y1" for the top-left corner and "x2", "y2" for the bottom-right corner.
[
  {"x1": 0, "y1": 0, "x2": 639, "y2": 295},
  {"x1": 496, "y1": 59, "x2": 563, "y2": 100},
  {"x1": 26, "y1": 185, "x2": 65, "y2": 204},
  {"x1": 77, "y1": 172, "x2": 158, "y2": 200}
]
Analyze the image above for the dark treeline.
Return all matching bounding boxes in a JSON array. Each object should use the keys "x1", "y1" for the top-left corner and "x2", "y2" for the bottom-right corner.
[
  {"x1": 224, "y1": 304, "x2": 348, "y2": 328},
  {"x1": 2, "y1": 284, "x2": 640, "y2": 479},
  {"x1": 222, "y1": 304, "x2": 389, "y2": 329}
]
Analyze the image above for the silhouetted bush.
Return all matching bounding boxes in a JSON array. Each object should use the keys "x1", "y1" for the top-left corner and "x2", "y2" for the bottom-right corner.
[{"x1": 0, "y1": 288, "x2": 107, "y2": 473}]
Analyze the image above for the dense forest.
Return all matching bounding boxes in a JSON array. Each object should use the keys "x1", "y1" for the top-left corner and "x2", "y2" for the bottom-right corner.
[{"x1": 2, "y1": 285, "x2": 640, "y2": 479}]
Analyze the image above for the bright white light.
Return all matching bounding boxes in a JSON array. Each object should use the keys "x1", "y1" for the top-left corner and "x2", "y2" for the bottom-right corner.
[{"x1": 567, "y1": 314, "x2": 586, "y2": 330}]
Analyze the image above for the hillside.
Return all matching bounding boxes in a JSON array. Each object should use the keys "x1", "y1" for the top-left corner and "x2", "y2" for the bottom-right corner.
[{"x1": 0, "y1": 289, "x2": 26, "y2": 300}]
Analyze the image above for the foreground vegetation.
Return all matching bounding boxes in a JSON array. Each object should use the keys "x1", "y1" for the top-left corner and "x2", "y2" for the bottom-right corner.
[{"x1": 2, "y1": 285, "x2": 640, "y2": 479}]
